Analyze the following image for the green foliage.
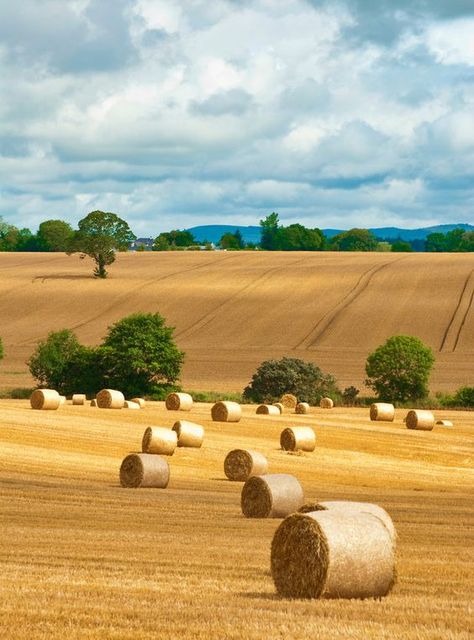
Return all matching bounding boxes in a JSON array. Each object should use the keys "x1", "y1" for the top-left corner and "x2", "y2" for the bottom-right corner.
[
  {"x1": 259, "y1": 212, "x2": 280, "y2": 250},
  {"x1": 376, "y1": 241, "x2": 391, "y2": 252},
  {"x1": 391, "y1": 240, "x2": 413, "y2": 252},
  {"x1": 259, "y1": 213, "x2": 325, "y2": 251},
  {"x1": 153, "y1": 229, "x2": 196, "y2": 250},
  {"x1": 450, "y1": 386, "x2": 474, "y2": 408},
  {"x1": 0, "y1": 336, "x2": 3, "y2": 361},
  {"x1": 219, "y1": 230, "x2": 245, "y2": 249},
  {"x1": 37, "y1": 219, "x2": 74, "y2": 252},
  {"x1": 28, "y1": 329, "x2": 84, "y2": 393},
  {"x1": 342, "y1": 386, "x2": 359, "y2": 406},
  {"x1": 0, "y1": 220, "x2": 39, "y2": 251},
  {"x1": 243, "y1": 356, "x2": 339, "y2": 404},
  {"x1": 68, "y1": 210, "x2": 136, "y2": 278},
  {"x1": 330, "y1": 228, "x2": 378, "y2": 251},
  {"x1": 365, "y1": 335, "x2": 434, "y2": 402},
  {"x1": 426, "y1": 229, "x2": 474, "y2": 252}
]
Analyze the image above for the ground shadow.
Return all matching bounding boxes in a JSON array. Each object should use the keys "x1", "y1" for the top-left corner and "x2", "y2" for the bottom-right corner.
[
  {"x1": 33, "y1": 275, "x2": 95, "y2": 282},
  {"x1": 237, "y1": 591, "x2": 281, "y2": 601}
]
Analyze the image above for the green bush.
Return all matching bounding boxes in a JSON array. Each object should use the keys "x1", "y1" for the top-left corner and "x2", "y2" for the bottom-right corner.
[
  {"x1": 28, "y1": 330, "x2": 84, "y2": 393},
  {"x1": 449, "y1": 386, "x2": 474, "y2": 408},
  {"x1": 0, "y1": 336, "x2": 3, "y2": 361}
]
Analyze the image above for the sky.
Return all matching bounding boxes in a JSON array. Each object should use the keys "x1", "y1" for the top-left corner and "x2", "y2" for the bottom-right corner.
[{"x1": 1, "y1": 0, "x2": 473, "y2": 236}]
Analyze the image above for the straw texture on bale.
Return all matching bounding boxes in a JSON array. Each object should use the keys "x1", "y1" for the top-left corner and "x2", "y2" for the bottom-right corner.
[
  {"x1": 273, "y1": 403, "x2": 284, "y2": 414},
  {"x1": 436, "y1": 419, "x2": 453, "y2": 427},
  {"x1": 142, "y1": 427, "x2": 177, "y2": 456},
  {"x1": 320, "y1": 397, "x2": 334, "y2": 409},
  {"x1": 241, "y1": 474, "x2": 304, "y2": 518},
  {"x1": 271, "y1": 510, "x2": 395, "y2": 599},
  {"x1": 280, "y1": 426, "x2": 316, "y2": 452},
  {"x1": 72, "y1": 394, "x2": 86, "y2": 405},
  {"x1": 30, "y1": 389, "x2": 60, "y2": 410},
  {"x1": 224, "y1": 449, "x2": 268, "y2": 481},
  {"x1": 211, "y1": 401, "x2": 242, "y2": 422},
  {"x1": 280, "y1": 393, "x2": 297, "y2": 409},
  {"x1": 256, "y1": 404, "x2": 280, "y2": 415},
  {"x1": 96, "y1": 389, "x2": 125, "y2": 409},
  {"x1": 172, "y1": 420, "x2": 204, "y2": 448},
  {"x1": 298, "y1": 501, "x2": 397, "y2": 544},
  {"x1": 59, "y1": 395, "x2": 66, "y2": 405},
  {"x1": 131, "y1": 397, "x2": 146, "y2": 408},
  {"x1": 120, "y1": 453, "x2": 170, "y2": 488},
  {"x1": 370, "y1": 403, "x2": 395, "y2": 422},
  {"x1": 405, "y1": 410, "x2": 435, "y2": 431},
  {"x1": 295, "y1": 402, "x2": 310, "y2": 414},
  {"x1": 90, "y1": 399, "x2": 97, "y2": 407},
  {"x1": 124, "y1": 400, "x2": 141, "y2": 409},
  {"x1": 165, "y1": 392, "x2": 193, "y2": 411}
]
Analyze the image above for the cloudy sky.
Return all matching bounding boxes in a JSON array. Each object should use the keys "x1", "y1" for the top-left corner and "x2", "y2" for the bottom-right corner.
[{"x1": 1, "y1": 0, "x2": 473, "y2": 236}]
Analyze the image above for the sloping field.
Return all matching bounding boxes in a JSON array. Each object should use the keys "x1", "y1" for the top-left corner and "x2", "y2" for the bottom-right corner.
[
  {"x1": 0, "y1": 400, "x2": 472, "y2": 639},
  {"x1": 0, "y1": 251, "x2": 473, "y2": 392}
]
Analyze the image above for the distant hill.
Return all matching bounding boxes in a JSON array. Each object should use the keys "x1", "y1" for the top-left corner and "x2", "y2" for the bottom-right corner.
[{"x1": 187, "y1": 223, "x2": 474, "y2": 244}]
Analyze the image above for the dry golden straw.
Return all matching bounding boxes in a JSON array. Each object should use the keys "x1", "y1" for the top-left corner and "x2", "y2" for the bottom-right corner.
[
  {"x1": 124, "y1": 400, "x2": 141, "y2": 409},
  {"x1": 30, "y1": 389, "x2": 60, "y2": 410},
  {"x1": 72, "y1": 394, "x2": 86, "y2": 405},
  {"x1": 370, "y1": 402, "x2": 395, "y2": 422},
  {"x1": 96, "y1": 389, "x2": 125, "y2": 409},
  {"x1": 90, "y1": 399, "x2": 97, "y2": 407},
  {"x1": 280, "y1": 393, "x2": 297, "y2": 409},
  {"x1": 405, "y1": 410, "x2": 435, "y2": 431},
  {"x1": 295, "y1": 402, "x2": 310, "y2": 414},
  {"x1": 131, "y1": 397, "x2": 146, "y2": 408},
  {"x1": 165, "y1": 392, "x2": 193, "y2": 411},
  {"x1": 142, "y1": 427, "x2": 177, "y2": 456},
  {"x1": 241, "y1": 474, "x2": 304, "y2": 518},
  {"x1": 320, "y1": 397, "x2": 334, "y2": 409},
  {"x1": 280, "y1": 426, "x2": 316, "y2": 452},
  {"x1": 172, "y1": 420, "x2": 204, "y2": 448},
  {"x1": 211, "y1": 401, "x2": 242, "y2": 422},
  {"x1": 256, "y1": 404, "x2": 280, "y2": 415},
  {"x1": 224, "y1": 449, "x2": 268, "y2": 481},
  {"x1": 59, "y1": 395, "x2": 66, "y2": 405},
  {"x1": 271, "y1": 510, "x2": 395, "y2": 599},
  {"x1": 120, "y1": 453, "x2": 170, "y2": 488},
  {"x1": 436, "y1": 419, "x2": 453, "y2": 427},
  {"x1": 273, "y1": 402, "x2": 284, "y2": 414}
]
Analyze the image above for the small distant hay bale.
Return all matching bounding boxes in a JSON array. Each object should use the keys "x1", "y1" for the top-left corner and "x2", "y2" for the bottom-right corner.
[
  {"x1": 320, "y1": 397, "x2": 334, "y2": 409},
  {"x1": 436, "y1": 420, "x2": 453, "y2": 427},
  {"x1": 370, "y1": 403, "x2": 395, "y2": 422},
  {"x1": 241, "y1": 474, "x2": 304, "y2": 518},
  {"x1": 120, "y1": 453, "x2": 170, "y2": 488},
  {"x1": 224, "y1": 449, "x2": 268, "y2": 481},
  {"x1": 90, "y1": 399, "x2": 97, "y2": 407},
  {"x1": 273, "y1": 402, "x2": 284, "y2": 414},
  {"x1": 280, "y1": 394, "x2": 297, "y2": 409},
  {"x1": 172, "y1": 420, "x2": 204, "y2": 448},
  {"x1": 295, "y1": 402, "x2": 310, "y2": 414},
  {"x1": 256, "y1": 404, "x2": 280, "y2": 415},
  {"x1": 405, "y1": 410, "x2": 435, "y2": 431},
  {"x1": 30, "y1": 389, "x2": 60, "y2": 410},
  {"x1": 72, "y1": 394, "x2": 86, "y2": 405},
  {"x1": 165, "y1": 392, "x2": 193, "y2": 411},
  {"x1": 124, "y1": 400, "x2": 141, "y2": 409},
  {"x1": 280, "y1": 426, "x2": 316, "y2": 452},
  {"x1": 270, "y1": 510, "x2": 395, "y2": 599},
  {"x1": 131, "y1": 397, "x2": 146, "y2": 408},
  {"x1": 142, "y1": 427, "x2": 177, "y2": 456},
  {"x1": 96, "y1": 389, "x2": 125, "y2": 409},
  {"x1": 59, "y1": 395, "x2": 66, "y2": 405},
  {"x1": 211, "y1": 401, "x2": 242, "y2": 422}
]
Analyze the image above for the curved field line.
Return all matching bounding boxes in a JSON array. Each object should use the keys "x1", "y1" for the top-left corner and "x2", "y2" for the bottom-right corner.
[{"x1": 440, "y1": 268, "x2": 474, "y2": 352}]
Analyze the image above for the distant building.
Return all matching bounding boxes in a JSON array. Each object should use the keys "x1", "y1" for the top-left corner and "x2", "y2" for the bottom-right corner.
[{"x1": 130, "y1": 237, "x2": 154, "y2": 251}]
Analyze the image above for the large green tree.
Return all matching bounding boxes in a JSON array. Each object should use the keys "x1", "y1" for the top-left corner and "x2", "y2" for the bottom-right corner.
[
  {"x1": 153, "y1": 229, "x2": 196, "y2": 250},
  {"x1": 259, "y1": 212, "x2": 280, "y2": 250},
  {"x1": 330, "y1": 228, "x2": 378, "y2": 251},
  {"x1": 68, "y1": 210, "x2": 136, "y2": 278},
  {"x1": 28, "y1": 329, "x2": 85, "y2": 392},
  {"x1": 37, "y1": 219, "x2": 74, "y2": 252},
  {"x1": 276, "y1": 224, "x2": 325, "y2": 251}
]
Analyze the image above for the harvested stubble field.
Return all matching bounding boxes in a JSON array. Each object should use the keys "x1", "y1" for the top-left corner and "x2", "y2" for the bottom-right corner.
[
  {"x1": 0, "y1": 251, "x2": 473, "y2": 392},
  {"x1": 0, "y1": 400, "x2": 473, "y2": 639}
]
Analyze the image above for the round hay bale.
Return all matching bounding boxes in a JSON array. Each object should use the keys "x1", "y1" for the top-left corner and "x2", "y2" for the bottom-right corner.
[
  {"x1": 280, "y1": 393, "x2": 297, "y2": 409},
  {"x1": 241, "y1": 474, "x2": 304, "y2": 518},
  {"x1": 124, "y1": 400, "x2": 141, "y2": 409},
  {"x1": 131, "y1": 397, "x2": 146, "y2": 408},
  {"x1": 436, "y1": 419, "x2": 453, "y2": 427},
  {"x1": 256, "y1": 404, "x2": 280, "y2": 415},
  {"x1": 273, "y1": 402, "x2": 284, "y2": 414},
  {"x1": 271, "y1": 510, "x2": 395, "y2": 599},
  {"x1": 224, "y1": 449, "x2": 268, "y2": 481},
  {"x1": 120, "y1": 453, "x2": 170, "y2": 488},
  {"x1": 96, "y1": 389, "x2": 124, "y2": 409},
  {"x1": 165, "y1": 392, "x2": 193, "y2": 411},
  {"x1": 295, "y1": 402, "x2": 310, "y2": 414},
  {"x1": 142, "y1": 427, "x2": 177, "y2": 456},
  {"x1": 30, "y1": 389, "x2": 60, "y2": 410},
  {"x1": 298, "y1": 501, "x2": 396, "y2": 544},
  {"x1": 280, "y1": 426, "x2": 316, "y2": 452},
  {"x1": 90, "y1": 399, "x2": 97, "y2": 407},
  {"x1": 320, "y1": 397, "x2": 334, "y2": 409},
  {"x1": 72, "y1": 394, "x2": 86, "y2": 405},
  {"x1": 405, "y1": 410, "x2": 435, "y2": 431},
  {"x1": 211, "y1": 401, "x2": 242, "y2": 422},
  {"x1": 370, "y1": 403, "x2": 395, "y2": 422},
  {"x1": 59, "y1": 395, "x2": 66, "y2": 405},
  {"x1": 172, "y1": 420, "x2": 204, "y2": 448}
]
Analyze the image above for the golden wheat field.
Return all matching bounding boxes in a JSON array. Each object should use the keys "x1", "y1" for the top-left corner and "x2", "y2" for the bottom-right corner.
[
  {"x1": 0, "y1": 251, "x2": 473, "y2": 393},
  {"x1": 0, "y1": 400, "x2": 473, "y2": 639}
]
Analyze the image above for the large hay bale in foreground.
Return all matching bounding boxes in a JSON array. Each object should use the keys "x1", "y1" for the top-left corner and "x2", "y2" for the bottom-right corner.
[
  {"x1": 271, "y1": 510, "x2": 395, "y2": 599},
  {"x1": 370, "y1": 403, "x2": 395, "y2": 422},
  {"x1": 320, "y1": 397, "x2": 334, "y2": 409},
  {"x1": 298, "y1": 501, "x2": 397, "y2": 544},
  {"x1": 131, "y1": 397, "x2": 146, "y2": 408},
  {"x1": 256, "y1": 404, "x2": 280, "y2": 416},
  {"x1": 280, "y1": 393, "x2": 297, "y2": 409},
  {"x1": 96, "y1": 389, "x2": 125, "y2": 409},
  {"x1": 142, "y1": 427, "x2": 177, "y2": 456},
  {"x1": 30, "y1": 389, "x2": 60, "y2": 410},
  {"x1": 280, "y1": 426, "x2": 316, "y2": 452},
  {"x1": 165, "y1": 392, "x2": 193, "y2": 411},
  {"x1": 405, "y1": 410, "x2": 435, "y2": 431},
  {"x1": 273, "y1": 402, "x2": 284, "y2": 414},
  {"x1": 120, "y1": 453, "x2": 170, "y2": 488},
  {"x1": 172, "y1": 420, "x2": 204, "y2": 448},
  {"x1": 211, "y1": 401, "x2": 242, "y2": 422},
  {"x1": 436, "y1": 419, "x2": 453, "y2": 427},
  {"x1": 124, "y1": 400, "x2": 141, "y2": 409},
  {"x1": 224, "y1": 449, "x2": 268, "y2": 481},
  {"x1": 72, "y1": 394, "x2": 86, "y2": 405},
  {"x1": 295, "y1": 402, "x2": 310, "y2": 414},
  {"x1": 241, "y1": 474, "x2": 304, "y2": 518}
]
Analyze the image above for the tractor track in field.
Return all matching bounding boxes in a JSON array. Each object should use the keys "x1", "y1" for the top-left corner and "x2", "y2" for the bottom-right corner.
[{"x1": 440, "y1": 268, "x2": 474, "y2": 352}]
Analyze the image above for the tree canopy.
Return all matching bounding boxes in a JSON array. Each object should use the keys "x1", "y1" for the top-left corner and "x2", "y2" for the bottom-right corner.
[
  {"x1": 330, "y1": 228, "x2": 378, "y2": 251},
  {"x1": 37, "y1": 219, "x2": 74, "y2": 252},
  {"x1": 259, "y1": 213, "x2": 324, "y2": 251},
  {"x1": 153, "y1": 229, "x2": 196, "y2": 250}
]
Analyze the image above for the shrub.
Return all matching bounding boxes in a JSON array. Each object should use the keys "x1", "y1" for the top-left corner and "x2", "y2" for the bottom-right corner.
[
  {"x1": 450, "y1": 386, "x2": 474, "y2": 408},
  {"x1": 0, "y1": 336, "x2": 3, "y2": 361},
  {"x1": 28, "y1": 329, "x2": 84, "y2": 393},
  {"x1": 342, "y1": 386, "x2": 360, "y2": 406},
  {"x1": 365, "y1": 335, "x2": 434, "y2": 402},
  {"x1": 243, "y1": 357, "x2": 339, "y2": 404}
]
